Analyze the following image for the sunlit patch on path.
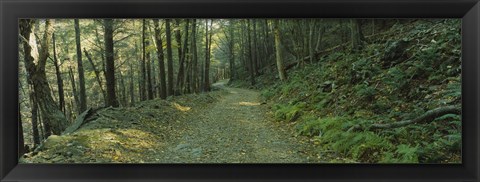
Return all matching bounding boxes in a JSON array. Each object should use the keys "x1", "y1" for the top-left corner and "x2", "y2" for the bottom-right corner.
[
  {"x1": 237, "y1": 101, "x2": 261, "y2": 106},
  {"x1": 172, "y1": 103, "x2": 191, "y2": 112}
]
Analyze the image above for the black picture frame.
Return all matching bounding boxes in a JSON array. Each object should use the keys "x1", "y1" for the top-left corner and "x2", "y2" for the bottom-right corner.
[{"x1": 1, "y1": 0, "x2": 479, "y2": 181}]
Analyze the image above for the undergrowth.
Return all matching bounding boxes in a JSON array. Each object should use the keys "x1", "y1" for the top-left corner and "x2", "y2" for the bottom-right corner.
[{"x1": 254, "y1": 19, "x2": 462, "y2": 163}]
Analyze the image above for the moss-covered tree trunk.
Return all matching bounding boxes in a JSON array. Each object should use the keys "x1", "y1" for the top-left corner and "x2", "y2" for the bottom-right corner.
[{"x1": 19, "y1": 19, "x2": 69, "y2": 135}]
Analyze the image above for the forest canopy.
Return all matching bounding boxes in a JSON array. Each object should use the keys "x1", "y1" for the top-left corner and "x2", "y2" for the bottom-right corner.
[{"x1": 19, "y1": 19, "x2": 461, "y2": 164}]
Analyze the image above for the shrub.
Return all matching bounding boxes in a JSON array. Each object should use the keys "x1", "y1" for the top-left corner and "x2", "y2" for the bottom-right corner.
[
  {"x1": 273, "y1": 103, "x2": 305, "y2": 122},
  {"x1": 354, "y1": 84, "x2": 377, "y2": 102},
  {"x1": 261, "y1": 87, "x2": 277, "y2": 100}
]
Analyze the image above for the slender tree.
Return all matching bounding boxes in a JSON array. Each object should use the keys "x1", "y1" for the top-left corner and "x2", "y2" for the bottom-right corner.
[
  {"x1": 252, "y1": 19, "x2": 258, "y2": 75},
  {"x1": 128, "y1": 62, "x2": 135, "y2": 106},
  {"x1": 308, "y1": 20, "x2": 315, "y2": 63},
  {"x1": 19, "y1": 114, "x2": 25, "y2": 157},
  {"x1": 74, "y1": 19, "x2": 87, "y2": 112},
  {"x1": 140, "y1": 20, "x2": 148, "y2": 101},
  {"x1": 204, "y1": 20, "x2": 212, "y2": 92},
  {"x1": 146, "y1": 22, "x2": 154, "y2": 100},
  {"x1": 52, "y1": 33, "x2": 65, "y2": 113},
  {"x1": 247, "y1": 20, "x2": 256, "y2": 86},
  {"x1": 29, "y1": 88, "x2": 40, "y2": 146},
  {"x1": 273, "y1": 19, "x2": 287, "y2": 81},
  {"x1": 228, "y1": 19, "x2": 236, "y2": 81},
  {"x1": 69, "y1": 67, "x2": 80, "y2": 113},
  {"x1": 84, "y1": 49, "x2": 106, "y2": 105}
]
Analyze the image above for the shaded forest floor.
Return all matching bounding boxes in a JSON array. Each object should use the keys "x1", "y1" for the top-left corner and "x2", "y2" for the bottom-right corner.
[{"x1": 22, "y1": 80, "x2": 324, "y2": 163}]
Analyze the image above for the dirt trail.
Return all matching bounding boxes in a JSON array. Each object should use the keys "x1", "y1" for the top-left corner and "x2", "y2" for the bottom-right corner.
[
  {"x1": 23, "y1": 80, "x2": 320, "y2": 164},
  {"x1": 158, "y1": 80, "x2": 315, "y2": 163}
]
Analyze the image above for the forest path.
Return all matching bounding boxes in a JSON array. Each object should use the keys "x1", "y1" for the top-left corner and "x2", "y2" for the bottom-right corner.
[{"x1": 158, "y1": 80, "x2": 315, "y2": 163}]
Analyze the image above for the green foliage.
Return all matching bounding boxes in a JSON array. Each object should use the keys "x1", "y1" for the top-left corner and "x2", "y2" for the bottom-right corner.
[
  {"x1": 351, "y1": 58, "x2": 380, "y2": 84},
  {"x1": 273, "y1": 103, "x2": 305, "y2": 122},
  {"x1": 250, "y1": 19, "x2": 462, "y2": 163},
  {"x1": 348, "y1": 132, "x2": 393, "y2": 162},
  {"x1": 296, "y1": 116, "x2": 346, "y2": 137},
  {"x1": 312, "y1": 92, "x2": 331, "y2": 111},
  {"x1": 260, "y1": 87, "x2": 277, "y2": 100},
  {"x1": 381, "y1": 144, "x2": 419, "y2": 163},
  {"x1": 443, "y1": 82, "x2": 461, "y2": 98},
  {"x1": 385, "y1": 67, "x2": 407, "y2": 91},
  {"x1": 295, "y1": 115, "x2": 324, "y2": 136},
  {"x1": 354, "y1": 84, "x2": 377, "y2": 102},
  {"x1": 295, "y1": 117, "x2": 393, "y2": 162}
]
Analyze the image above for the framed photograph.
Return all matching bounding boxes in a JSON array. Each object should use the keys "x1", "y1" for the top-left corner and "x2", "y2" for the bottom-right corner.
[{"x1": 1, "y1": 0, "x2": 479, "y2": 181}]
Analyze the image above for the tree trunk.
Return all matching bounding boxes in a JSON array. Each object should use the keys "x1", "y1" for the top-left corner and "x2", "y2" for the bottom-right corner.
[
  {"x1": 173, "y1": 20, "x2": 183, "y2": 95},
  {"x1": 68, "y1": 67, "x2": 80, "y2": 114},
  {"x1": 103, "y1": 19, "x2": 119, "y2": 107},
  {"x1": 350, "y1": 19, "x2": 364, "y2": 51},
  {"x1": 74, "y1": 19, "x2": 87, "y2": 112},
  {"x1": 228, "y1": 19, "x2": 236, "y2": 81},
  {"x1": 129, "y1": 62, "x2": 135, "y2": 106},
  {"x1": 119, "y1": 71, "x2": 128, "y2": 106},
  {"x1": 146, "y1": 31, "x2": 153, "y2": 100},
  {"x1": 308, "y1": 20, "x2": 315, "y2": 63},
  {"x1": 165, "y1": 19, "x2": 175, "y2": 96},
  {"x1": 19, "y1": 114, "x2": 25, "y2": 157},
  {"x1": 315, "y1": 26, "x2": 325, "y2": 52},
  {"x1": 247, "y1": 20, "x2": 256, "y2": 86},
  {"x1": 84, "y1": 49, "x2": 106, "y2": 105},
  {"x1": 140, "y1": 20, "x2": 148, "y2": 101},
  {"x1": 175, "y1": 20, "x2": 189, "y2": 95},
  {"x1": 29, "y1": 89, "x2": 40, "y2": 147},
  {"x1": 19, "y1": 19, "x2": 68, "y2": 135},
  {"x1": 273, "y1": 19, "x2": 287, "y2": 81},
  {"x1": 191, "y1": 19, "x2": 199, "y2": 93},
  {"x1": 153, "y1": 19, "x2": 167, "y2": 99},
  {"x1": 240, "y1": 21, "x2": 247, "y2": 73},
  {"x1": 252, "y1": 19, "x2": 258, "y2": 76},
  {"x1": 52, "y1": 33, "x2": 65, "y2": 113},
  {"x1": 204, "y1": 20, "x2": 211, "y2": 92}
]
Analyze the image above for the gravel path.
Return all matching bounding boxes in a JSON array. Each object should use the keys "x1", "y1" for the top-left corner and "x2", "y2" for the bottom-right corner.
[{"x1": 158, "y1": 80, "x2": 314, "y2": 163}]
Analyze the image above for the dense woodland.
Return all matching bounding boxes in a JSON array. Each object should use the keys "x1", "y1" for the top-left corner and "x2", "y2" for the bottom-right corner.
[{"x1": 19, "y1": 19, "x2": 461, "y2": 163}]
